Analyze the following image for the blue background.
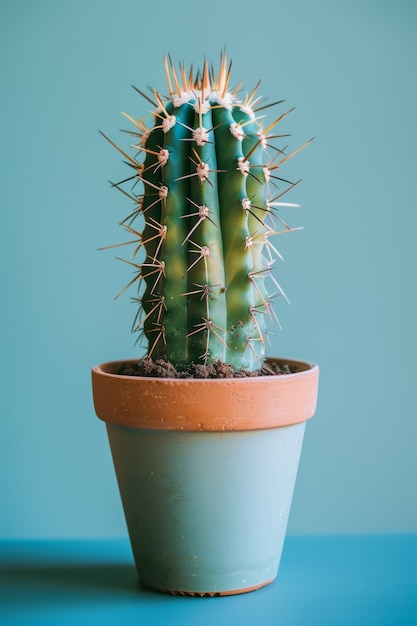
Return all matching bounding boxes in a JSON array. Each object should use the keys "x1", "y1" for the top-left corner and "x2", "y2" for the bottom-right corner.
[{"x1": 1, "y1": 0, "x2": 416, "y2": 539}]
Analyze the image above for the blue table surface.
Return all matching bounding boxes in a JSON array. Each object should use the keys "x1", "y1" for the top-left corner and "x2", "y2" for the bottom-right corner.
[{"x1": 1, "y1": 535, "x2": 416, "y2": 626}]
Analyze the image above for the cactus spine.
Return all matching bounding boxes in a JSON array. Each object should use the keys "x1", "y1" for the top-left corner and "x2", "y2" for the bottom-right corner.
[{"x1": 103, "y1": 55, "x2": 308, "y2": 372}]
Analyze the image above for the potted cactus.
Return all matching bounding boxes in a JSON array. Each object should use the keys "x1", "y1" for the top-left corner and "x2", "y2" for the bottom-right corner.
[{"x1": 92, "y1": 54, "x2": 319, "y2": 596}]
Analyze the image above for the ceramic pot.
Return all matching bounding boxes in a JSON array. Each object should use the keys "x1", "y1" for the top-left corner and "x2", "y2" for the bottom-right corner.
[{"x1": 92, "y1": 357, "x2": 319, "y2": 596}]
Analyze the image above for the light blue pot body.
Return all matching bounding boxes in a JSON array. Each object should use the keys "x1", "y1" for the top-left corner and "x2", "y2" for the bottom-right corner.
[{"x1": 106, "y1": 421, "x2": 306, "y2": 595}]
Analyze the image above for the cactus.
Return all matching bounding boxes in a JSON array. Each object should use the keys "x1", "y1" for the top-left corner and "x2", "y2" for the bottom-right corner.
[{"x1": 102, "y1": 54, "x2": 310, "y2": 373}]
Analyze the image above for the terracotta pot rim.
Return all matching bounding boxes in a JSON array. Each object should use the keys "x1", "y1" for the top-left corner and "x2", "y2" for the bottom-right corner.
[{"x1": 92, "y1": 356, "x2": 319, "y2": 432}]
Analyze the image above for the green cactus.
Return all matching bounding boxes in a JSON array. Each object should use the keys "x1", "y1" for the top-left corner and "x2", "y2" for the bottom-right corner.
[{"x1": 102, "y1": 54, "x2": 310, "y2": 373}]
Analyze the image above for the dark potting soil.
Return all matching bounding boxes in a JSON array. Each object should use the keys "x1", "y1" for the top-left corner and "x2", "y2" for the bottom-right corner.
[{"x1": 118, "y1": 357, "x2": 295, "y2": 379}]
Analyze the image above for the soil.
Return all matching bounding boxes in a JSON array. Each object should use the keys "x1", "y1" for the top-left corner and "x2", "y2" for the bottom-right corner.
[{"x1": 118, "y1": 357, "x2": 295, "y2": 379}]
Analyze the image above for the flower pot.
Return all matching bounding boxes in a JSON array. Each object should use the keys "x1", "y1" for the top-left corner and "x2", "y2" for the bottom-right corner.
[{"x1": 91, "y1": 357, "x2": 319, "y2": 596}]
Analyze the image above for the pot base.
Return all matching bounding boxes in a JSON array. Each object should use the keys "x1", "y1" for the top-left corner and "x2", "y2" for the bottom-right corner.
[{"x1": 142, "y1": 577, "x2": 275, "y2": 597}]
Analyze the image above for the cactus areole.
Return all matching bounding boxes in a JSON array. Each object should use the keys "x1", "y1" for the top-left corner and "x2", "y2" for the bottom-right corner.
[{"x1": 102, "y1": 55, "x2": 310, "y2": 373}]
